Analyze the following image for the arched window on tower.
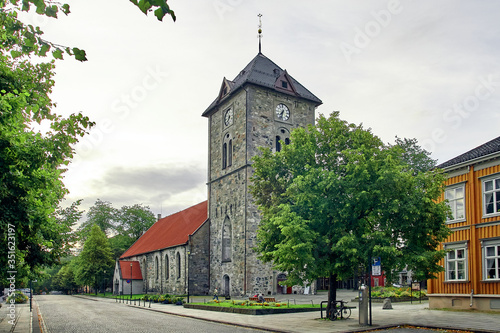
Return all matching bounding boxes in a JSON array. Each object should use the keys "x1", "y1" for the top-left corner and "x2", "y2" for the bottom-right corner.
[
  {"x1": 222, "y1": 216, "x2": 232, "y2": 262},
  {"x1": 275, "y1": 128, "x2": 290, "y2": 152},
  {"x1": 276, "y1": 135, "x2": 282, "y2": 152},
  {"x1": 222, "y1": 133, "x2": 233, "y2": 169},
  {"x1": 222, "y1": 143, "x2": 227, "y2": 169}
]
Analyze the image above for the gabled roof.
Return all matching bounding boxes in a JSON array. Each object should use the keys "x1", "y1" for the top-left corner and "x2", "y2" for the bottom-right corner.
[
  {"x1": 120, "y1": 201, "x2": 208, "y2": 258},
  {"x1": 438, "y1": 136, "x2": 500, "y2": 169},
  {"x1": 202, "y1": 53, "x2": 322, "y2": 117},
  {"x1": 119, "y1": 260, "x2": 143, "y2": 280}
]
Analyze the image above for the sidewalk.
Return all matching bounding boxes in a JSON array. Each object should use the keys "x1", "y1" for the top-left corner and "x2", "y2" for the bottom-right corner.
[
  {"x1": 0, "y1": 301, "x2": 32, "y2": 333},
  {"x1": 74, "y1": 291, "x2": 500, "y2": 333}
]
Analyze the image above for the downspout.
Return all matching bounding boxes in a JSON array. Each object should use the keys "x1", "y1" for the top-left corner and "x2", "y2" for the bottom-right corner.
[{"x1": 470, "y1": 289, "x2": 474, "y2": 307}]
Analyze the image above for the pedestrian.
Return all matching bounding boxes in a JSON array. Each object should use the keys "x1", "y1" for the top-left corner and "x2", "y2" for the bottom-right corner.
[{"x1": 213, "y1": 288, "x2": 219, "y2": 301}]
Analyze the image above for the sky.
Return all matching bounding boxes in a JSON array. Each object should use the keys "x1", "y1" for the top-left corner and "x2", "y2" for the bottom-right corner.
[{"x1": 22, "y1": 0, "x2": 500, "y2": 218}]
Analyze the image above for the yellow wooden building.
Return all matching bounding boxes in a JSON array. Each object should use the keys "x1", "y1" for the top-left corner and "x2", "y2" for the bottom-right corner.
[{"x1": 427, "y1": 135, "x2": 500, "y2": 311}]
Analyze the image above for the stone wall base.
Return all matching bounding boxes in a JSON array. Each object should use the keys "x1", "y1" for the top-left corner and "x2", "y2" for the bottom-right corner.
[{"x1": 428, "y1": 294, "x2": 500, "y2": 311}]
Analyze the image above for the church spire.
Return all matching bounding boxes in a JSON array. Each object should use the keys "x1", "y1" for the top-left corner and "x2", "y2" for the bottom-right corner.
[{"x1": 258, "y1": 13, "x2": 263, "y2": 54}]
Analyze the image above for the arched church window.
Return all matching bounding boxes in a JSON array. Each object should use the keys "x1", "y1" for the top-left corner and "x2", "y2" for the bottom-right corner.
[
  {"x1": 222, "y1": 143, "x2": 227, "y2": 169},
  {"x1": 222, "y1": 216, "x2": 232, "y2": 262},
  {"x1": 155, "y1": 257, "x2": 159, "y2": 281},
  {"x1": 228, "y1": 140, "x2": 232, "y2": 167},
  {"x1": 165, "y1": 255, "x2": 169, "y2": 280},
  {"x1": 176, "y1": 252, "x2": 181, "y2": 279},
  {"x1": 276, "y1": 135, "x2": 282, "y2": 152}
]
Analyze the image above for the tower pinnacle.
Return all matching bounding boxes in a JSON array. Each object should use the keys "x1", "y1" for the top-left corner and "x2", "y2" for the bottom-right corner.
[{"x1": 258, "y1": 13, "x2": 263, "y2": 54}]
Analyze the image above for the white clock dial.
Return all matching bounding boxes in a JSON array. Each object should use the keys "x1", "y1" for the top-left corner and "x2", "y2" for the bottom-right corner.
[
  {"x1": 224, "y1": 108, "x2": 233, "y2": 126},
  {"x1": 276, "y1": 103, "x2": 290, "y2": 121}
]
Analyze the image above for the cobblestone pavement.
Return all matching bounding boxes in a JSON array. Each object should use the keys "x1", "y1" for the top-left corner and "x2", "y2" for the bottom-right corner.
[{"x1": 36, "y1": 295, "x2": 268, "y2": 333}]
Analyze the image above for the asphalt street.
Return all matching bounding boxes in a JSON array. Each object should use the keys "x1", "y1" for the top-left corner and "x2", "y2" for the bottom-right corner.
[{"x1": 36, "y1": 295, "x2": 268, "y2": 333}]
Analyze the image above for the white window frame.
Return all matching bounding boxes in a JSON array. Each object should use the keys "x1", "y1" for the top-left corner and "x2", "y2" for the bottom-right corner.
[
  {"x1": 482, "y1": 238, "x2": 500, "y2": 281},
  {"x1": 444, "y1": 242, "x2": 468, "y2": 282},
  {"x1": 445, "y1": 183, "x2": 466, "y2": 223},
  {"x1": 482, "y1": 174, "x2": 500, "y2": 218}
]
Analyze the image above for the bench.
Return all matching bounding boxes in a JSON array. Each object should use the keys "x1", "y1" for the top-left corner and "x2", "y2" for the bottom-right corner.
[{"x1": 249, "y1": 297, "x2": 276, "y2": 302}]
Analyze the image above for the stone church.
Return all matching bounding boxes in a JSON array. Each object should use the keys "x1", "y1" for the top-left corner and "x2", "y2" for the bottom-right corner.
[{"x1": 114, "y1": 50, "x2": 322, "y2": 297}]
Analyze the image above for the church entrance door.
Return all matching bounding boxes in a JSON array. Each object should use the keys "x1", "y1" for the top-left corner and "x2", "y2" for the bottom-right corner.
[{"x1": 277, "y1": 273, "x2": 288, "y2": 294}]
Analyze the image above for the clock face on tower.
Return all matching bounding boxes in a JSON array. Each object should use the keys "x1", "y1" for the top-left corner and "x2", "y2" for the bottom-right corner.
[
  {"x1": 224, "y1": 108, "x2": 233, "y2": 126},
  {"x1": 275, "y1": 103, "x2": 290, "y2": 121}
]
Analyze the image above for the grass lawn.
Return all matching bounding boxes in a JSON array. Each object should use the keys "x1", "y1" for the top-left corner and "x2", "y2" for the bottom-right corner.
[{"x1": 191, "y1": 300, "x2": 321, "y2": 309}]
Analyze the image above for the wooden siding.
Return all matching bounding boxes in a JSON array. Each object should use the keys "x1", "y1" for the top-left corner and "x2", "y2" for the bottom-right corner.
[{"x1": 429, "y1": 162, "x2": 500, "y2": 296}]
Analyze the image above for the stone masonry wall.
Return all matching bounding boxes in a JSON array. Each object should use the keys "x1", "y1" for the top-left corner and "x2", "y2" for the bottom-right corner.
[{"x1": 208, "y1": 83, "x2": 318, "y2": 296}]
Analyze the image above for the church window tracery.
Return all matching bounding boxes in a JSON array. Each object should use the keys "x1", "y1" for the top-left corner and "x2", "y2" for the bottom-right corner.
[
  {"x1": 222, "y1": 133, "x2": 233, "y2": 169},
  {"x1": 222, "y1": 216, "x2": 232, "y2": 262}
]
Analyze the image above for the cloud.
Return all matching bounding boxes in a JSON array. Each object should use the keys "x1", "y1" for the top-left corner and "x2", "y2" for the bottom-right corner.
[{"x1": 93, "y1": 163, "x2": 205, "y2": 197}]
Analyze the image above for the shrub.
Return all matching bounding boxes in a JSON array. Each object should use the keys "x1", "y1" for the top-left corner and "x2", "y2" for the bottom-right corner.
[{"x1": 6, "y1": 291, "x2": 28, "y2": 304}]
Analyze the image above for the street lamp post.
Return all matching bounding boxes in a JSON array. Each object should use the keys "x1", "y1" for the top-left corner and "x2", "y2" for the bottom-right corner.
[{"x1": 130, "y1": 262, "x2": 133, "y2": 301}]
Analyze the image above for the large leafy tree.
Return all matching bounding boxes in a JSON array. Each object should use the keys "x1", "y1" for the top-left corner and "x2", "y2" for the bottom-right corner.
[
  {"x1": 0, "y1": 0, "x2": 174, "y2": 284},
  {"x1": 78, "y1": 199, "x2": 118, "y2": 240},
  {"x1": 75, "y1": 224, "x2": 114, "y2": 294},
  {"x1": 250, "y1": 112, "x2": 451, "y2": 315},
  {"x1": 117, "y1": 204, "x2": 156, "y2": 240}
]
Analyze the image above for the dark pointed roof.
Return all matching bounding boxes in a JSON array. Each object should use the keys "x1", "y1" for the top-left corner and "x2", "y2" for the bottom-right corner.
[
  {"x1": 438, "y1": 136, "x2": 500, "y2": 169},
  {"x1": 202, "y1": 53, "x2": 322, "y2": 117}
]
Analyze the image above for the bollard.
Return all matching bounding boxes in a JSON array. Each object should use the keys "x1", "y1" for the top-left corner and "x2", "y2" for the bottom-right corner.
[{"x1": 149, "y1": 299, "x2": 151, "y2": 308}]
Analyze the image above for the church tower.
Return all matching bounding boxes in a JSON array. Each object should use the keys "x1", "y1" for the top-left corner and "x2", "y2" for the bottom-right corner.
[{"x1": 202, "y1": 50, "x2": 322, "y2": 296}]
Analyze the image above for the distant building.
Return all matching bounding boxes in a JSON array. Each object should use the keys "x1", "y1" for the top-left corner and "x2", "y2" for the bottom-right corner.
[
  {"x1": 427, "y1": 136, "x2": 500, "y2": 311},
  {"x1": 113, "y1": 260, "x2": 143, "y2": 295}
]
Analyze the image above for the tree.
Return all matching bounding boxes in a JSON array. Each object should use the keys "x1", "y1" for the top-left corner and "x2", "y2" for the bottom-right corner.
[
  {"x1": 1, "y1": 0, "x2": 174, "y2": 284},
  {"x1": 109, "y1": 234, "x2": 136, "y2": 261},
  {"x1": 250, "y1": 112, "x2": 451, "y2": 317},
  {"x1": 75, "y1": 225, "x2": 114, "y2": 294},
  {"x1": 117, "y1": 204, "x2": 156, "y2": 240},
  {"x1": 78, "y1": 199, "x2": 118, "y2": 239}
]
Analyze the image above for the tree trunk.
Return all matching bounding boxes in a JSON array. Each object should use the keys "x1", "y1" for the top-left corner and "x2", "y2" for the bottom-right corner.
[{"x1": 326, "y1": 273, "x2": 337, "y2": 320}]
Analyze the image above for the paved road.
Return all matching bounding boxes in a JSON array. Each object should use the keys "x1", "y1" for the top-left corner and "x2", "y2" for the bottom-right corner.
[{"x1": 36, "y1": 295, "x2": 269, "y2": 333}]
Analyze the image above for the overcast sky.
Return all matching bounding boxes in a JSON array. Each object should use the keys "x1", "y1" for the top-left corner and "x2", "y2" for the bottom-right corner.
[{"x1": 25, "y1": 0, "x2": 500, "y2": 217}]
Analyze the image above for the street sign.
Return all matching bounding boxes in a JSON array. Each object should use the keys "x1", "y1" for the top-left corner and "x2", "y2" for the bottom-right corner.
[
  {"x1": 372, "y1": 257, "x2": 381, "y2": 276},
  {"x1": 126, "y1": 279, "x2": 131, "y2": 284}
]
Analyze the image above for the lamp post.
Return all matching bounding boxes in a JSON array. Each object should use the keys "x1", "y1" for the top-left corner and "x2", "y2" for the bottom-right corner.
[{"x1": 130, "y1": 262, "x2": 133, "y2": 301}]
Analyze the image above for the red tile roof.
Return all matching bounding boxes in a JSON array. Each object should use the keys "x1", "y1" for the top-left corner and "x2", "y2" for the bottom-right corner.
[
  {"x1": 119, "y1": 260, "x2": 143, "y2": 280},
  {"x1": 120, "y1": 201, "x2": 208, "y2": 259}
]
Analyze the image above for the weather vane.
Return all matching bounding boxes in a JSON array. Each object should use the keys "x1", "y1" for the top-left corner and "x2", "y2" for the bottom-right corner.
[{"x1": 258, "y1": 13, "x2": 263, "y2": 54}]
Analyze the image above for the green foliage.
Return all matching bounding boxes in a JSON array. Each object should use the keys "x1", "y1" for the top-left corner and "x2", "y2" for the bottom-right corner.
[
  {"x1": 74, "y1": 225, "x2": 114, "y2": 290},
  {"x1": 250, "y1": 112, "x2": 451, "y2": 305},
  {"x1": 109, "y1": 234, "x2": 136, "y2": 260},
  {"x1": 116, "y1": 203, "x2": 156, "y2": 240},
  {"x1": 78, "y1": 199, "x2": 119, "y2": 240},
  {"x1": 129, "y1": 0, "x2": 176, "y2": 21},
  {"x1": 53, "y1": 257, "x2": 79, "y2": 294},
  {"x1": 0, "y1": 52, "x2": 94, "y2": 284},
  {"x1": 0, "y1": 0, "x2": 174, "y2": 285}
]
